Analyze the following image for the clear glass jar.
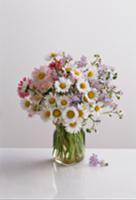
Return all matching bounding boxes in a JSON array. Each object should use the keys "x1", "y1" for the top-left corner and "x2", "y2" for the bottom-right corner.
[{"x1": 53, "y1": 124, "x2": 85, "y2": 165}]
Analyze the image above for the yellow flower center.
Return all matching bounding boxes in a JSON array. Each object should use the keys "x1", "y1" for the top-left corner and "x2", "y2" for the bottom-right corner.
[
  {"x1": 67, "y1": 110, "x2": 75, "y2": 119},
  {"x1": 88, "y1": 71, "x2": 94, "y2": 77},
  {"x1": 80, "y1": 83, "x2": 86, "y2": 89},
  {"x1": 44, "y1": 111, "x2": 51, "y2": 118},
  {"x1": 65, "y1": 67, "x2": 71, "y2": 72},
  {"x1": 59, "y1": 82, "x2": 66, "y2": 89},
  {"x1": 74, "y1": 70, "x2": 81, "y2": 76},
  {"x1": 95, "y1": 105, "x2": 101, "y2": 112},
  {"x1": 61, "y1": 99, "x2": 67, "y2": 106},
  {"x1": 25, "y1": 101, "x2": 30, "y2": 108},
  {"x1": 48, "y1": 97, "x2": 56, "y2": 104},
  {"x1": 69, "y1": 122, "x2": 77, "y2": 128},
  {"x1": 38, "y1": 72, "x2": 46, "y2": 80},
  {"x1": 88, "y1": 91, "x2": 95, "y2": 99},
  {"x1": 53, "y1": 109, "x2": 61, "y2": 117},
  {"x1": 78, "y1": 110, "x2": 84, "y2": 117},
  {"x1": 50, "y1": 52, "x2": 57, "y2": 57}
]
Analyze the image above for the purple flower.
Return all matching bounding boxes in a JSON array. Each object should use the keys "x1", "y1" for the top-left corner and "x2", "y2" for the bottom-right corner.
[
  {"x1": 91, "y1": 80, "x2": 103, "y2": 90},
  {"x1": 98, "y1": 93, "x2": 111, "y2": 104},
  {"x1": 75, "y1": 55, "x2": 88, "y2": 67},
  {"x1": 71, "y1": 96, "x2": 80, "y2": 102},
  {"x1": 70, "y1": 95, "x2": 81, "y2": 106},
  {"x1": 89, "y1": 153, "x2": 108, "y2": 167},
  {"x1": 89, "y1": 154, "x2": 99, "y2": 166}
]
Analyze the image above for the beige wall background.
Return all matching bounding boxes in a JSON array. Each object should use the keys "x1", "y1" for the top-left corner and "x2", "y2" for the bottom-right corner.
[{"x1": 0, "y1": 0, "x2": 135, "y2": 148}]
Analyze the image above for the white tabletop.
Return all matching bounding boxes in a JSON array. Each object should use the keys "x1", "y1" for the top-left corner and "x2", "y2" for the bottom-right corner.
[{"x1": 0, "y1": 148, "x2": 136, "y2": 199}]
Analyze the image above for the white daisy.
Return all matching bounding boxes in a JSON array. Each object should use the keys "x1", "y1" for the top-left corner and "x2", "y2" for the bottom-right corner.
[
  {"x1": 21, "y1": 99, "x2": 31, "y2": 111},
  {"x1": 93, "y1": 102, "x2": 103, "y2": 115},
  {"x1": 77, "y1": 104, "x2": 89, "y2": 120},
  {"x1": 52, "y1": 107, "x2": 62, "y2": 120},
  {"x1": 86, "y1": 65, "x2": 97, "y2": 80},
  {"x1": 85, "y1": 89, "x2": 98, "y2": 103},
  {"x1": 76, "y1": 79, "x2": 90, "y2": 93},
  {"x1": 71, "y1": 68, "x2": 82, "y2": 79},
  {"x1": 58, "y1": 96, "x2": 70, "y2": 109},
  {"x1": 40, "y1": 109, "x2": 52, "y2": 121},
  {"x1": 63, "y1": 106, "x2": 79, "y2": 123},
  {"x1": 65, "y1": 121, "x2": 82, "y2": 134},
  {"x1": 55, "y1": 77, "x2": 72, "y2": 93},
  {"x1": 46, "y1": 93, "x2": 56, "y2": 107}
]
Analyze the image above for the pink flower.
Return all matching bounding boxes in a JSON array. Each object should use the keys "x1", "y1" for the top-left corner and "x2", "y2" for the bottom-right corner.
[
  {"x1": 32, "y1": 65, "x2": 54, "y2": 91},
  {"x1": 36, "y1": 80, "x2": 52, "y2": 91},
  {"x1": 48, "y1": 68, "x2": 58, "y2": 82},
  {"x1": 49, "y1": 60, "x2": 63, "y2": 70},
  {"x1": 32, "y1": 65, "x2": 48, "y2": 83},
  {"x1": 75, "y1": 55, "x2": 88, "y2": 67},
  {"x1": 17, "y1": 77, "x2": 32, "y2": 98}
]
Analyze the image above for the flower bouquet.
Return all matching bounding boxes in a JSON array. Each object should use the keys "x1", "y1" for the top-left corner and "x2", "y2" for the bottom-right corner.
[{"x1": 17, "y1": 52, "x2": 123, "y2": 165}]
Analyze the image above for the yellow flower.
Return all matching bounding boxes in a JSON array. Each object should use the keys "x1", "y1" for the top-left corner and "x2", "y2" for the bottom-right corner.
[{"x1": 50, "y1": 52, "x2": 57, "y2": 57}]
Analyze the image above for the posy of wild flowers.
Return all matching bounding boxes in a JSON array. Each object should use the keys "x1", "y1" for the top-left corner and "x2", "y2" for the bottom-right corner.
[{"x1": 17, "y1": 52, "x2": 123, "y2": 134}]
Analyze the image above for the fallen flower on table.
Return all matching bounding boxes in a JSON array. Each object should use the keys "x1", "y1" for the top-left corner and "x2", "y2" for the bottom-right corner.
[{"x1": 89, "y1": 153, "x2": 108, "y2": 167}]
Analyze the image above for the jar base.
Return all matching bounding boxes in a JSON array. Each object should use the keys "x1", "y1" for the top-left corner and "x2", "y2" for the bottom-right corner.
[{"x1": 53, "y1": 153, "x2": 84, "y2": 166}]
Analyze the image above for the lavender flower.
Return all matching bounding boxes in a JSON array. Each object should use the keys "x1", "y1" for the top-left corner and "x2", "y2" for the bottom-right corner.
[
  {"x1": 89, "y1": 153, "x2": 108, "y2": 167},
  {"x1": 98, "y1": 94, "x2": 111, "y2": 103},
  {"x1": 75, "y1": 55, "x2": 88, "y2": 67},
  {"x1": 70, "y1": 95, "x2": 81, "y2": 106},
  {"x1": 89, "y1": 154, "x2": 100, "y2": 166}
]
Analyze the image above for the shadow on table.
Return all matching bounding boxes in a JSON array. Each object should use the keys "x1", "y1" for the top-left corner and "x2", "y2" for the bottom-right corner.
[{"x1": 0, "y1": 157, "x2": 54, "y2": 175}]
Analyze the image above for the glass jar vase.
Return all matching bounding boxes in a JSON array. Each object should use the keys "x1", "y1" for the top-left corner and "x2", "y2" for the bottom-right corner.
[{"x1": 53, "y1": 124, "x2": 85, "y2": 165}]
